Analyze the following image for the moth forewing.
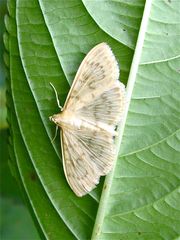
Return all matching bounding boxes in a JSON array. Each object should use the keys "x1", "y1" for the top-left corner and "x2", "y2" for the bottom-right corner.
[
  {"x1": 63, "y1": 42, "x2": 120, "y2": 111},
  {"x1": 50, "y1": 42, "x2": 126, "y2": 197}
]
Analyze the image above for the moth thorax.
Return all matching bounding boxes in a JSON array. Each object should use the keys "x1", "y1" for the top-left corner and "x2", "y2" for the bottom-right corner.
[{"x1": 50, "y1": 110, "x2": 80, "y2": 129}]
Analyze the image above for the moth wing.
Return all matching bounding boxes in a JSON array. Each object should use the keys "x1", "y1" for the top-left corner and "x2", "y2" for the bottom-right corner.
[
  {"x1": 61, "y1": 126, "x2": 115, "y2": 197},
  {"x1": 63, "y1": 42, "x2": 120, "y2": 112},
  {"x1": 77, "y1": 80, "x2": 126, "y2": 126}
]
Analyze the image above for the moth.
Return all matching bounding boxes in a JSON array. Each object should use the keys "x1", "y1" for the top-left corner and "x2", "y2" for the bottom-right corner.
[{"x1": 49, "y1": 43, "x2": 126, "y2": 197}]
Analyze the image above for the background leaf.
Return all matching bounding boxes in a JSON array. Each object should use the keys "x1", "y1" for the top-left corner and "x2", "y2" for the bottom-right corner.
[
  {"x1": 92, "y1": 0, "x2": 180, "y2": 239},
  {"x1": 5, "y1": 0, "x2": 180, "y2": 239},
  {"x1": 82, "y1": 0, "x2": 145, "y2": 49}
]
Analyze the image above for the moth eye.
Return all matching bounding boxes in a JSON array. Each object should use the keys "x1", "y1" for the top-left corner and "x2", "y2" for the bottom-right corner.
[{"x1": 49, "y1": 116, "x2": 56, "y2": 123}]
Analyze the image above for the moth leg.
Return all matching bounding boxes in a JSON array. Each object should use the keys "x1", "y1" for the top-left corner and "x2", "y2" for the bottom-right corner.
[
  {"x1": 51, "y1": 125, "x2": 58, "y2": 143},
  {"x1": 49, "y1": 82, "x2": 63, "y2": 110}
]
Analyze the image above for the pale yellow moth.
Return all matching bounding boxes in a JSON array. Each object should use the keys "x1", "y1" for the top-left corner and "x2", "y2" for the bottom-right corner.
[{"x1": 49, "y1": 43, "x2": 126, "y2": 197}]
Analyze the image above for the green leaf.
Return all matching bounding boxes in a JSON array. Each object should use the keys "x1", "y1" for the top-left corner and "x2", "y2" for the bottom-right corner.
[
  {"x1": 6, "y1": 0, "x2": 180, "y2": 239},
  {"x1": 82, "y1": 0, "x2": 145, "y2": 49},
  {"x1": 92, "y1": 0, "x2": 180, "y2": 239},
  {"x1": 38, "y1": 0, "x2": 133, "y2": 85},
  {"x1": 0, "y1": 88, "x2": 8, "y2": 129}
]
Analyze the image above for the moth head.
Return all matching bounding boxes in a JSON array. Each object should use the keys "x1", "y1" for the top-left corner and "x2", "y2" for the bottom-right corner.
[{"x1": 49, "y1": 114, "x2": 60, "y2": 125}]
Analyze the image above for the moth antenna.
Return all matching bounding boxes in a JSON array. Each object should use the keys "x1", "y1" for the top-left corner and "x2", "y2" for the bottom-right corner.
[
  {"x1": 50, "y1": 82, "x2": 63, "y2": 110},
  {"x1": 51, "y1": 125, "x2": 58, "y2": 143}
]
